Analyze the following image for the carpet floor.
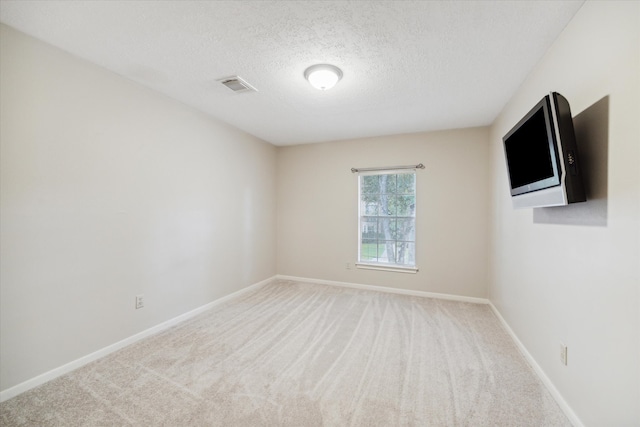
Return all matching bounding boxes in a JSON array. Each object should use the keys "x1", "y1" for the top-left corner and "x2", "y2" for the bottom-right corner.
[{"x1": 0, "y1": 280, "x2": 571, "y2": 426}]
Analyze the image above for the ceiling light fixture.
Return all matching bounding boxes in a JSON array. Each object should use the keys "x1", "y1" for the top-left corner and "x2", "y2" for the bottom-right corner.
[{"x1": 304, "y1": 64, "x2": 343, "y2": 91}]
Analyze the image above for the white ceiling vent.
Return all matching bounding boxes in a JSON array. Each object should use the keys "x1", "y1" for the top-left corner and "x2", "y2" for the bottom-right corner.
[{"x1": 218, "y1": 76, "x2": 257, "y2": 93}]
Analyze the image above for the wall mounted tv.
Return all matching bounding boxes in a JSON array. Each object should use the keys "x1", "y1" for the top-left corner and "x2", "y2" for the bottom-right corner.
[{"x1": 502, "y1": 92, "x2": 586, "y2": 209}]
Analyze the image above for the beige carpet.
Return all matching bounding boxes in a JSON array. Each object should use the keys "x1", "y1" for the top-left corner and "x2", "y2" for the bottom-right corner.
[{"x1": 1, "y1": 280, "x2": 571, "y2": 426}]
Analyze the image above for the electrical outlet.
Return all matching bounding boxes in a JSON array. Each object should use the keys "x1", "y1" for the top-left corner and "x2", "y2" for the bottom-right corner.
[
  {"x1": 135, "y1": 294, "x2": 144, "y2": 309},
  {"x1": 560, "y1": 343, "x2": 568, "y2": 365},
  {"x1": 346, "y1": 262, "x2": 352, "y2": 270}
]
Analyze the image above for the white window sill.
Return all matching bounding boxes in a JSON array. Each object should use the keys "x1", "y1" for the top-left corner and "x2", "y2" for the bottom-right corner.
[{"x1": 355, "y1": 263, "x2": 419, "y2": 274}]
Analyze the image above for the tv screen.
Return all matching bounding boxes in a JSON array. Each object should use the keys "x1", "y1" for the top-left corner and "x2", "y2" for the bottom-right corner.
[
  {"x1": 503, "y1": 96, "x2": 561, "y2": 197},
  {"x1": 504, "y1": 107, "x2": 555, "y2": 189}
]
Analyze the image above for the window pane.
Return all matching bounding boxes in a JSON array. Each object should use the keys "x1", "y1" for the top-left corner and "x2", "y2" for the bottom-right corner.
[
  {"x1": 378, "y1": 194, "x2": 396, "y2": 216},
  {"x1": 395, "y1": 242, "x2": 415, "y2": 265},
  {"x1": 361, "y1": 200, "x2": 379, "y2": 216},
  {"x1": 379, "y1": 174, "x2": 396, "y2": 194},
  {"x1": 361, "y1": 175, "x2": 379, "y2": 195},
  {"x1": 361, "y1": 218, "x2": 378, "y2": 240},
  {"x1": 378, "y1": 217, "x2": 395, "y2": 240},
  {"x1": 396, "y1": 218, "x2": 415, "y2": 241},
  {"x1": 397, "y1": 174, "x2": 415, "y2": 194},
  {"x1": 378, "y1": 241, "x2": 395, "y2": 263},
  {"x1": 396, "y1": 195, "x2": 416, "y2": 217},
  {"x1": 361, "y1": 239, "x2": 378, "y2": 261}
]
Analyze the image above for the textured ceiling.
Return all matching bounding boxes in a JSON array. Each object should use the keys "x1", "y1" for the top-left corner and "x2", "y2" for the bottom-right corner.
[{"x1": 0, "y1": 1, "x2": 584, "y2": 146}]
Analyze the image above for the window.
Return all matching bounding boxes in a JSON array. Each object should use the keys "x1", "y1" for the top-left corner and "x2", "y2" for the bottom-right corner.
[{"x1": 358, "y1": 171, "x2": 417, "y2": 272}]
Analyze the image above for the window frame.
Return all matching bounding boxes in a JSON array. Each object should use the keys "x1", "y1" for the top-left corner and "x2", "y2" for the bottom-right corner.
[{"x1": 356, "y1": 169, "x2": 419, "y2": 274}]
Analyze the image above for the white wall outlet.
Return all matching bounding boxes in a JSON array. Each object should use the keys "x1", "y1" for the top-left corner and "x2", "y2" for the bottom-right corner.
[
  {"x1": 135, "y1": 294, "x2": 144, "y2": 309},
  {"x1": 560, "y1": 343, "x2": 568, "y2": 365},
  {"x1": 346, "y1": 262, "x2": 352, "y2": 270}
]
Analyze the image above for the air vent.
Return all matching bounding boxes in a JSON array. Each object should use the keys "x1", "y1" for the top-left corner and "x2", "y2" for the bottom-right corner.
[{"x1": 218, "y1": 76, "x2": 257, "y2": 93}]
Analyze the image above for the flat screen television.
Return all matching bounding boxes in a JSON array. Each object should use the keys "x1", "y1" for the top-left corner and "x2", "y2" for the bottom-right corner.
[{"x1": 502, "y1": 92, "x2": 586, "y2": 209}]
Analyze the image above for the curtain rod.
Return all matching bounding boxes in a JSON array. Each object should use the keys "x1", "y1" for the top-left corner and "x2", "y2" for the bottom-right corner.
[{"x1": 351, "y1": 163, "x2": 425, "y2": 173}]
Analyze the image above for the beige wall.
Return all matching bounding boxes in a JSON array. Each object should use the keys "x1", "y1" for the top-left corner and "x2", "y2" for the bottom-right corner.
[
  {"x1": 488, "y1": 2, "x2": 639, "y2": 425},
  {"x1": 0, "y1": 25, "x2": 277, "y2": 391},
  {"x1": 277, "y1": 128, "x2": 490, "y2": 297}
]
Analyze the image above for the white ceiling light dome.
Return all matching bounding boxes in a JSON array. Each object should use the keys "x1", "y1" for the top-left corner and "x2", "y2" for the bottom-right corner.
[{"x1": 304, "y1": 64, "x2": 343, "y2": 91}]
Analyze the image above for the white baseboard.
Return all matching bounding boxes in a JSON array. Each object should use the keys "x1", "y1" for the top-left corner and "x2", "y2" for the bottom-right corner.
[
  {"x1": 0, "y1": 275, "x2": 275, "y2": 403},
  {"x1": 276, "y1": 274, "x2": 489, "y2": 304},
  {"x1": 488, "y1": 302, "x2": 584, "y2": 427}
]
